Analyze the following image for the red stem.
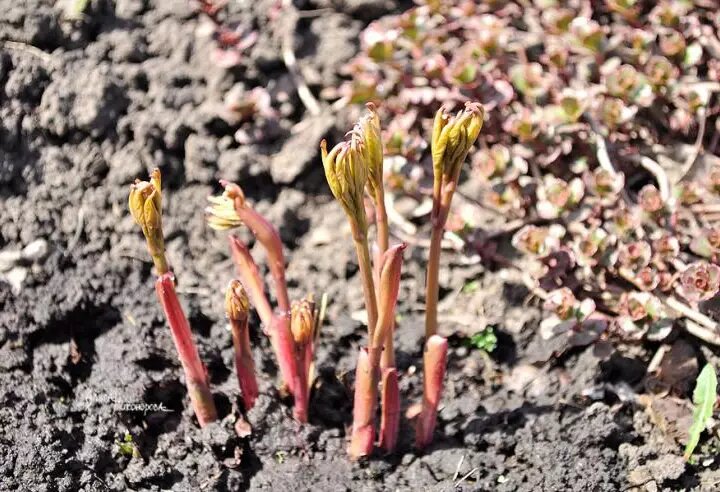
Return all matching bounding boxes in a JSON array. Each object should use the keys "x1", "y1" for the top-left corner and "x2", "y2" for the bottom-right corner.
[
  {"x1": 416, "y1": 335, "x2": 448, "y2": 449},
  {"x1": 272, "y1": 313, "x2": 301, "y2": 407},
  {"x1": 228, "y1": 192, "x2": 290, "y2": 313},
  {"x1": 371, "y1": 244, "x2": 406, "y2": 351},
  {"x1": 155, "y1": 273, "x2": 217, "y2": 427},
  {"x1": 349, "y1": 347, "x2": 380, "y2": 459},
  {"x1": 293, "y1": 343, "x2": 309, "y2": 422},
  {"x1": 378, "y1": 368, "x2": 399, "y2": 453},
  {"x1": 230, "y1": 318, "x2": 259, "y2": 410},
  {"x1": 229, "y1": 236, "x2": 273, "y2": 328}
]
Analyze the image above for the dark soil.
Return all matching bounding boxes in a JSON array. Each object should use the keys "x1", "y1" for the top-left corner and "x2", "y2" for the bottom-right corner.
[{"x1": 0, "y1": 1, "x2": 715, "y2": 491}]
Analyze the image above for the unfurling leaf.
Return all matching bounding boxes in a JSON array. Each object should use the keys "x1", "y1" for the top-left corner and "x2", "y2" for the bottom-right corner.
[{"x1": 683, "y1": 363, "x2": 717, "y2": 460}]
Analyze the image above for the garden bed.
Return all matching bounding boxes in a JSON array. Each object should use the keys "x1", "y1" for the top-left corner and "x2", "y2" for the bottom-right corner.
[{"x1": 1, "y1": 1, "x2": 718, "y2": 490}]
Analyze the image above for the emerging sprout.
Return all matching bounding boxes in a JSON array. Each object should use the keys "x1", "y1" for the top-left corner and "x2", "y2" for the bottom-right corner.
[
  {"x1": 636, "y1": 266, "x2": 660, "y2": 291},
  {"x1": 291, "y1": 297, "x2": 317, "y2": 346},
  {"x1": 427, "y1": 102, "x2": 485, "y2": 339},
  {"x1": 129, "y1": 169, "x2": 168, "y2": 275},
  {"x1": 638, "y1": 184, "x2": 664, "y2": 214},
  {"x1": 618, "y1": 241, "x2": 652, "y2": 270},
  {"x1": 646, "y1": 56, "x2": 677, "y2": 88},
  {"x1": 653, "y1": 234, "x2": 680, "y2": 260},
  {"x1": 558, "y1": 89, "x2": 587, "y2": 122},
  {"x1": 510, "y1": 62, "x2": 551, "y2": 100},
  {"x1": 574, "y1": 227, "x2": 612, "y2": 267},
  {"x1": 358, "y1": 103, "x2": 384, "y2": 201},
  {"x1": 679, "y1": 263, "x2": 720, "y2": 303},
  {"x1": 474, "y1": 144, "x2": 510, "y2": 181},
  {"x1": 569, "y1": 17, "x2": 605, "y2": 54},
  {"x1": 709, "y1": 165, "x2": 720, "y2": 194},
  {"x1": 208, "y1": 181, "x2": 291, "y2": 313},
  {"x1": 289, "y1": 295, "x2": 318, "y2": 423},
  {"x1": 598, "y1": 97, "x2": 636, "y2": 129},
  {"x1": 606, "y1": 65, "x2": 641, "y2": 99},
  {"x1": 431, "y1": 103, "x2": 484, "y2": 191},
  {"x1": 226, "y1": 280, "x2": 258, "y2": 409},
  {"x1": 659, "y1": 31, "x2": 686, "y2": 57},
  {"x1": 512, "y1": 225, "x2": 564, "y2": 257},
  {"x1": 676, "y1": 182, "x2": 703, "y2": 206},
  {"x1": 585, "y1": 167, "x2": 625, "y2": 200},
  {"x1": 321, "y1": 136, "x2": 370, "y2": 235},
  {"x1": 226, "y1": 279, "x2": 250, "y2": 322},
  {"x1": 536, "y1": 176, "x2": 584, "y2": 219},
  {"x1": 206, "y1": 192, "x2": 243, "y2": 231},
  {"x1": 690, "y1": 228, "x2": 720, "y2": 259},
  {"x1": 504, "y1": 107, "x2": 540, "y2": 142},
  {"x1": 544, "y1": 287, "x2": 578, "y2": 320},
  {"x1": 620, "y1": 291, "x2": 660, "y2": 321},
  {"x1": 323, "y1": 107, "x2": 409, "y2": 457},
  {"x1": 130, "y1": 168, "x2": 217, "y2": 427},
  {"x1": 415, "y1": 335, "x2": 448, "y2": 449},
  {"x1": 356, "y1": 103, "x2": 390, "y2": 253}
]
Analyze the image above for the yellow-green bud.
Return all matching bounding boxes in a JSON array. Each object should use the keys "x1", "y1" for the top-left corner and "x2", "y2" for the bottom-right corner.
[
  {"x1": 431, "y1": 102, "x2": 485, "y2": 185},
  {"x1": 129, "y1": 168, "x2": 168, "y2": 274},
  {"x1": 290, "y1": 296, "x2": 316, "y2": 345},
  {"x1": 359, "y1": 102, "x2": 384, "y2": 200},
  {"x1": 226, "y1": 280, "x2": 250, "y2": 322},
  {"x1": 206, "y1": 186, "x2": 243, "y2": 231},
  {"x1": 321, "y1": 136, "x2": 369, "y2": 234}
]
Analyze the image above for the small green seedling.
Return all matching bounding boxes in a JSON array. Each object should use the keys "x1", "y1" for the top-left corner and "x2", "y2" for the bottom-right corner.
[
  {"x1": 64, "y1": 0, "x2": 90, "y2": 19},
  {"x1": 117, "y1": 433, "x2": 140, "y2": 459},
  {"x1": 462, "y1": 280, "x2": 481, "y2": 294},
  {"x1": 470, "y1": 327, "x2": 497, "y2": 353},
  {"x1": 684, "y1": 363, "x2": 717, "y2": 461}
]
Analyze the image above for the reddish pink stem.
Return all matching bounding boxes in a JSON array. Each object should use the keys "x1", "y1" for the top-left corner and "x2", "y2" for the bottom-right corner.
[
  {"x1": 293, "y1": 321, "x2": 318, "y2": 422},
  {"x1": 378, "y1": 368, "x2": 399, "y2": 453},
  {"x1": 223, "y1": 182, "x2": 290, "y2": 313},
  {"x1": 230, "y1": 318, "x2": 259, "y2": 410},
  {"x1": 272, "y1": 313, "x2": 301, "y2": 406},
  {"x1": 371, "y1": 244, "x2": 406, "y2": 351},
  {"x1": 416, "y1": 335, "x2": 448, "y2": 449},
  {"x1": 155, "y1": 273, "x2": 217, "y2": 427},
  {"x1": 293, "y1": 345, "x2": 309, "y2": 422},
  {"x1": 229, "y1": 236, "x2": 273, "y2": 328},
  {"x1": 349, "y1": 347, "x2": 380, "y2": 459}
]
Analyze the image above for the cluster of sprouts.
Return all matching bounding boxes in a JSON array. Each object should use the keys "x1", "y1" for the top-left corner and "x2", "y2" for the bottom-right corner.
[
  {"x1": 321, "y1": 102, "x2": 483, "y2": 456},
  {"x1": 128, "y1": 101, "x2": 483, "y2": 458}
]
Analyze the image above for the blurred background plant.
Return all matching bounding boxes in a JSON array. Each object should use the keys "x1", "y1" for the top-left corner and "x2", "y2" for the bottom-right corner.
[{"x1": 322, "y1": 0, "x2": 720, "y2": 358}]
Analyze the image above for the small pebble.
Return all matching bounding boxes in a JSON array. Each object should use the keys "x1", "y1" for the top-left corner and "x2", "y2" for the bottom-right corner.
[
  {"x1": 22, "y1": 239, "x2": 49, "y2": 262},
  {"x1": 4, "y1": 266, "x2": 28, "y2": 293},
  {"x1": 0, "y1": 250, "x2": 22, "y2": 272}
]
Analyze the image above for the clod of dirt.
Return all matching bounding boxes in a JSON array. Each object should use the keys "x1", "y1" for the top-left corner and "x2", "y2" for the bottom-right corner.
[
  {"x1": 39, "y1": 65, "x2": 128, "y2": 138},
  {"x1": 622, "y1": 444, "x2": 686, "y2": 489},
  {"x1": 269, "y1": 116, "x2": 334, "y2": 184}
]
